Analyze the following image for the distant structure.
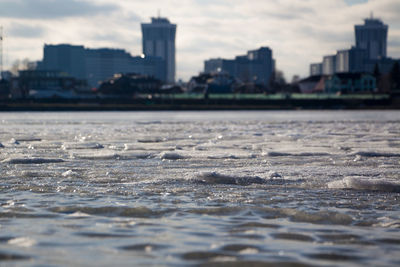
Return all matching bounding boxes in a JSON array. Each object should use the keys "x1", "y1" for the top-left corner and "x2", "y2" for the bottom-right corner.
[
  {"x1": 141, "y1": 17, "x2": 177, "y2": 83},
  {"x1": 322, "y1": 55, "x2": 336, "y2": 75},
  {"x1": 204, "y1": 47, "x2": 275, "y2": 86},
  {"x1": 310, "y1": 63, "x2": 323, "y2": 76},
  {"x1": 310, "y1": 15, "x2": 397, "y2": 77},
  {"x1": 38, "y1": 44, "x2": 164, "y2": 88},
  {"x1": 0, "y1": 26, "x2": 3, "y2": 79},
  {"x1": 355, "y1": 14, "x2": 388, "y2": 60}
]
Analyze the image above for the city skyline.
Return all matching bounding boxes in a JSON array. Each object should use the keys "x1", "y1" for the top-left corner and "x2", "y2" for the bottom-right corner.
[{"x1": 0, "y1": 0, "x2": 399, "y2": 81}]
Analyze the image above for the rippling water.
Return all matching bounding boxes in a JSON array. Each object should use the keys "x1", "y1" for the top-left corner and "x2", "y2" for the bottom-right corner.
[{"x1": 0, "y1": 111, "x2": 399, "y2": 266}]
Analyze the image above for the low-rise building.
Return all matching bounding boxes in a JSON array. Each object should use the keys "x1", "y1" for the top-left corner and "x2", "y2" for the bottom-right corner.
[
  {"x1": 325, "y1": 73, "x2": 376, "y2": 93},
  {"x1": 310, "y1": 63, "x2": 323, "y2": 76},
  {"x1": 39, "y1": 44, "x2": 166, "y2": 88},
  {"x1": 204, "y1": 47, "x2": 275, "y2": 86},
  {"x1": 298, "y1": 75, "x2": 326, "y2": 94},
  {"x1": 97, "y1": 73, "x2": 161, "y2": 96},
  {"x1": 10, "y1": 70, "x2": 85, "y2": 99}
]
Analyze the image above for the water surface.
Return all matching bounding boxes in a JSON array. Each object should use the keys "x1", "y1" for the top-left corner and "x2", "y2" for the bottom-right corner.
[{"x1": 0, "y1": 111, "x2": 399, "y2": 266}]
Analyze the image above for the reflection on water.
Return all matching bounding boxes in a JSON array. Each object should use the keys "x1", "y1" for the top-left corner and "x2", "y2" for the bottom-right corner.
[{"x1": 0, "y1": 111, "x2": 399, "y2": 266}]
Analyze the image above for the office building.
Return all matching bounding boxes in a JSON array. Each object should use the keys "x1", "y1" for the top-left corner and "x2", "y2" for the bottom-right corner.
[
  {"x1": 141, "y1": 17, "x2": 176, "y2": 83},
  {"x1": 42, "y1": 44, "x2": 86, "y2": 80},
  {"x1": 310, "y1": 15, "x2": 395, "y2": 77},
  {"x1": 39, "y1": 44, "x2": 165, "y2": 88},
  {"x1": 204, "y1": 47, "x2": 275, "y2": 85},
  {"x1": 355, "y1": 15, "x2": 388, "y2": 60}
]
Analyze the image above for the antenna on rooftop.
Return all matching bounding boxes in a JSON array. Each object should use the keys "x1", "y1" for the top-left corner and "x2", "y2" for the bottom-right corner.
[
  {"x1": 370, "y1": 11, "x2": 373, "y2": 19},
  {"x1": 158, "y1": 9, "x2": 161, "y2": 18}
]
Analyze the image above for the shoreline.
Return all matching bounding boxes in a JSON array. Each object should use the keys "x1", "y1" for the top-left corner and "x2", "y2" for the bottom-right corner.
[{"x1": 1, "y1": 93, "x2": 399, "y2": 111}]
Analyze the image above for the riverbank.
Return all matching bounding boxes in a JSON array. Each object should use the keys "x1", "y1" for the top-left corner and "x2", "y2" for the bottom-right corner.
[{"x1": 1, "y1": 93, "x2": 399, "y2": 111}]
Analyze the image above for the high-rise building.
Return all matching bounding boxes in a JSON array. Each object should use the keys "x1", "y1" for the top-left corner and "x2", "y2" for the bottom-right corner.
[
  {"x1": 141, "y1": 17, "x2": 176, "y2": 83},
  {"x1": 355, "y1": 15, "x2": 388, "y2": 60}
]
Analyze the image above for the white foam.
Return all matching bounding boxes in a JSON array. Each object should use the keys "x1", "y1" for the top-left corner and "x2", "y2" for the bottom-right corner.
[
  {"x1": 8, "y1": 237, "x2": 36, "y2": 247},
  {"x1": 62, "y1": 170, "x2": 78, "y2": 177},
  {"x1": 328, "y1": 176, "x2": 400, "y2": 193}
]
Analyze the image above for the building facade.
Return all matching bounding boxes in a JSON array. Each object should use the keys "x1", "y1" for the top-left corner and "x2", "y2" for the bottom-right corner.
[
  {"x1": 141, "y1": 17, "x2": 176, "y2": 83},
  {"x1": 322, "y1": 55, "x2": 336, "y2": 75},
  {"x1": 355, "y1": 16, "x2": 388, "y2": 60},
  {"x1": 310, "y1": 16, "x2": 395, "y2": 77},
  {"x1": 325, "y1": 73, "x2": 376, "y2": 93},
  {"x1": 310, "y1": 63, "x2": 323, "y2": 76},
  {"x1": 204, "y1": 47, "x2": 274, "y2": 86},
  {"x1": 39, "y1": 44, "x2": 165, "y2": 88}
]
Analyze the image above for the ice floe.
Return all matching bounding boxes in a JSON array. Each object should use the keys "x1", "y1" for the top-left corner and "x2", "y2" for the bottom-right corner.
[{"x1": 328, "y1": 176, "x2": 400, "y2": 193}]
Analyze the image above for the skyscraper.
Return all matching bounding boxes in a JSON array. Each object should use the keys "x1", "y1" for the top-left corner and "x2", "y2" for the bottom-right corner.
[
  {"x1": 141, "y1": 17, "x2": 176, "y2": 83},
  {"x1": 355, "y1": 14, "x2": 388, "y2": 60}
]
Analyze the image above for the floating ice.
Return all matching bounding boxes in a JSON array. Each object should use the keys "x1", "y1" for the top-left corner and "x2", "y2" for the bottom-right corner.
[
  {"x1": 8, "y1": 237, "x2": 37, "y2": 247},
  {"x1": 194, "y1": 172, "x2": 265, "y2": 186},
  {"x1": 62, "y1": 142, "x2": 104, "y2": 150},
  {"x1": 9, "y1": 138, "x2": 20, "y2": 145},
  {"x1": 71, "y1": 152, "x2": 119, "y2": 160},
  {"x1": 328, "y1": 177, "x2": 400, "y2": 193}
]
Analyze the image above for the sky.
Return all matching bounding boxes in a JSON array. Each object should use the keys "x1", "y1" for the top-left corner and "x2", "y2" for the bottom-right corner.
[{"x1": 0, "y1": 0, "x2": 399, "y2": 81}]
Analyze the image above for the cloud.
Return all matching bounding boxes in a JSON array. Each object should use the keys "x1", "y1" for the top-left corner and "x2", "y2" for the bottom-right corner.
[
  {"x1": 0, "y1": 0, "x2": 118, "y2": 19},
  {"x1": 8, "y1": 23, "x2": 46, "y2": 38},
  {"x1": 1, "y1": 0, "x2": 400, "y2": 81}
]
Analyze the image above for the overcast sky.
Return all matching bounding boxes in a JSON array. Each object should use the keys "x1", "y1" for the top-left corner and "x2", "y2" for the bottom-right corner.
[{"x1": 1, "y1": 0, "x2": 399, "y2": 81}]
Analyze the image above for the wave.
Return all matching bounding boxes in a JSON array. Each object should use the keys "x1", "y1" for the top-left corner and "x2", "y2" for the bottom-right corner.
[
  {"x1": 160, "y1": 152, "x2": 186, "y2": 160},
  {"x1": 266, "y1": 151, "x2": 331, "y2": 157},
  {"x1": 2, "y1": 158, "x2": 64, "y2": 164},
  {"x1": 49, "y1": 206, "x2": 174, "y2": 218},
  {"x1": 72, "y1": 151, "x2": 155, "y2": 160},
  {"x1": 328, "y1": 177, "x2": 400, "y2": 193},
  {"x1": 352, "y1": 151, "x2": 400, "y2": 157}
]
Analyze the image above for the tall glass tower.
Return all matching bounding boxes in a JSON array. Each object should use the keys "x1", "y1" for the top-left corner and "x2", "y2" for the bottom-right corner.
[
  {"x1": 355, "y1": 15, "x2": 388, "y2": 60},
  {"x1": 141, "y1": 17, "x2": 176, "y2": 83}
]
